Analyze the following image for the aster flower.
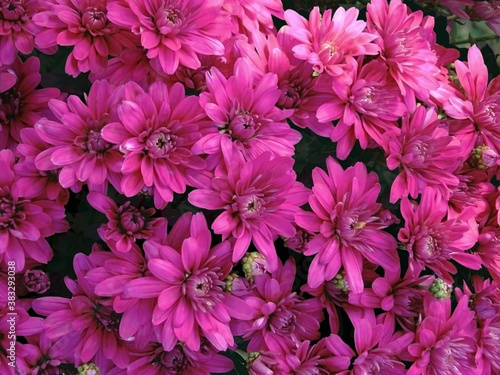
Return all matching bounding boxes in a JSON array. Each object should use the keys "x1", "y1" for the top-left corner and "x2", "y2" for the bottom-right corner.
[
  {"x1": 189, "y1": 147, "x2": 309, "y2": 271},
  {"x1": 383, "y1": 106, "x2": 462, "y2": 203},
  {"x1": 282, "y1": 6, "x2": 378, "y2": 82},
  {"x1": 35, "y1": 80, "x2": 123, "y2": 191},
  {"x1": 101, "y1": 81, "x2": 207, "y2": 207},
  {"x1": 295, "y1": 156, "x2": 398, "y2": 292},
  {"x1": 107, "y1": 0, "x2": 230, "y2": 74},
  {"x1": 231, "y1": 259, "x2": 324, "y2": 352},
  {"x1": 0, "y1": 57, "x2": 60, "y2": 150},
  {"x1": 366, "y1": 0, "x2": 440, "y2": 101},
  {"x1": 33, "y1": 0, "x2": 135, "y2": 77},
  {"x1": 398, "y1": 187, "x2": 481, "y2": 283},
  {"x1": 193, "y1": 58, "x2": 300, "y2": 162}
]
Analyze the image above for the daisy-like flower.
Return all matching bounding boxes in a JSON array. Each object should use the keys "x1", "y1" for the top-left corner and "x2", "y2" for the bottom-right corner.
[
  {"x1": 366, "y1": 0, "x2": 440, "y2": 101},
  {"x1": 33, "y1": 0, "x2": 135, "y2": 77},
  {"x1": 398, "y1": 187, "x2": 481, "y2": 283},
  {"x1": 189, "y1": 146, "x2": 309, "y2": 271},
  {"x1": 295, "y1": 156, "x2": 398, "y2": 292},
  {"x1": 35, "y1": 80, "x2": 123, "y2": 190},
  {"x1": 282, "y1": 6, "x2": 378, "y2": 82},
  {"x1": 101, "y1": 81, "x2": 207, "y2": 207},
  {"x1": 383, "y1": 106, "x2": 462, "y2": 203},
  {"x1": 107, "y1": 0, "x2": 230, "y2": 74},
  {"x1": 87, "y1": 192, "x2": 166, "y2": 253},
  {"x1": 0, "y1": 57, "x2": 60, "y2": 150},
  {"x1": 193, "y1": 58, "x2": 300, "y2": 162},
  {"x1": 124, "y1": 212, "x2": 251, "y2": 352}
]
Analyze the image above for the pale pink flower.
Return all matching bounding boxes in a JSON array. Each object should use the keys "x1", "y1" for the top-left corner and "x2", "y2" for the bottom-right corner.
[
  {"x1": 35, "y1": 80, "x2": 123, "y2": 190},
  {"x1": 283, "y1": 6, "x2": 378, "y2": 82},
  {"x1": 383, "y1": 106, "x2": 462, "y2": 203},
  {"x1": 398, "y1": 187, "x2": 481, "y2": 283},
  {"x1": 295, "y1": 156, "x2": 398, "y2": 292},
  {"x1": 0, "y1": 57, "x2": 60, "y2": 150},
  {"x1": 107, "y1": 0, "x2": 230, "y2": 74},
  {"x1": 101, "y1": 81, "x2": 207, "y2": 207},
  {"x1": 189, "y1": 147, "x2": 309, "y2": 271}
]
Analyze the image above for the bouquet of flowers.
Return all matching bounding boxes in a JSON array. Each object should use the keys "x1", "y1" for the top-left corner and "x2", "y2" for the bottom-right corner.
[{"x1": 1, "y1": 0, "x2": 500, "y2": 374}]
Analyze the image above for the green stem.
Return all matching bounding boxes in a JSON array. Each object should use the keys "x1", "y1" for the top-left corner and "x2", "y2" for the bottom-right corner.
[{"x1": 453, "y1": 34, "x2": 500, "y2": 46}]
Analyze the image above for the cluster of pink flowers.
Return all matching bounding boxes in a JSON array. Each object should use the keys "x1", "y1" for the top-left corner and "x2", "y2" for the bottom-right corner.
[{"x1": 1, "y1": 0, "x2": 500, "y2": 374}]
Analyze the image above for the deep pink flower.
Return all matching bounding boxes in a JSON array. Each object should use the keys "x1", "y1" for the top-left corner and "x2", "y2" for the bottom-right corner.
[
  {"x1": 383, "y1": 106, "x2": 462, "y2": 203},
  {"x1": 101, "y1": 81, "x2": 207, "y2": 207},
  {"x1": 366, "y1": 0, "x2": 440, "y2": 101},
  {"x1": 231, "y1": 259, "x2": 324, "y2": 352},
  {"x1": 223, "y1": 0, "x2": 283, "y2": 37},
  {"x1": 398, "y1": 187, "x2": 481, "y2": 283},
  {"x1": 189, "y1": 147, "x2": 309, "y2": 271},
  {"x1": 477, "y1": 226, "x2": 500, "y2": 282},
  {"x1": 283, "y1": 6, "x2": 378, "y2": 82},
  {"x1": 35, "y1": 80, "x2": 123, "y2": 191},
  {"x1": 295, "y1": 156, "x2": 398, "y2": 292},
  {"x1": 22, "y1": 269, "x2": 50, "y2": 294},
  {"x1": 107, "y1": 0, "x2": 230, "y2": 74},
  {"x1": 124, "y1": 212, "x2": 250, "y2": 352},
  {"x1": 0, "y1": 57, "x2": 60, "y2": 150},
  {"x1": 193, "y1": 58, "x2": 300, "y2": 162}
]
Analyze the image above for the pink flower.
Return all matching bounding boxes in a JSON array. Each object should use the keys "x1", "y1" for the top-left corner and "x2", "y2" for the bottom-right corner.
[
  {"x1": 223, "y1": 0, "x2": 283, "y2": 37},
  {"x1": 383, "y1": 106, "x2": 462, "y2": 203},
  {"x1": 124, "y1": 212, "x2": 250, "y2": 352},
  {"x1": 33, "y1": 0, "x2": 135, "y2": 77},
  {"x1": 231, "y1": 259, "x2": 324, "y2": 352},
  {"x1": 367, "y1": 0, "x2": 440, "y2": 101},
  {"x1": 101, "y1": 81, "x2": 207, "y2": 207},
  {"x1": 193, "y1": 58, "x2": 300, "y2": 162},
  {"x1": 107, "y1": 0, "x2": 230, "y2": 74},
  {"x1": 35, "y1": 80, "x2": 123, "y2": 190},
  {"x1": 189, "y1": 147, "x2": 309, "y2": 271},
  {"x1": 398, "y1": 187, "x2": 481, "y2": 283},
  {"x1": 472, "y1": 1, "x2": 500, "y2": 35},
  {"x1": 22, "y1": 269, "x2": 50, "y2": 294},
  {"x1": 316, "y1": 58, "x2": 407, "y2": 159},
  {"x1": 283, "y1": 6, "x2": 378, "y2": 82},
  {"x1": 0, "y1": 57, "x2": 60, "y2": 150},
  {"x1": 295, "y1": 156, "x2": 398, "y2": 292},
  {"x1": 477, "y1": 226, "x2": 500, "y2": 282}
]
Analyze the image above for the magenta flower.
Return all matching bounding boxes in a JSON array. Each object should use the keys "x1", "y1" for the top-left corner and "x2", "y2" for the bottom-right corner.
[
  {"x1": 22, "y1": 269, "x2": 51, "y2": 294},
  {"x1": 477, "y1": 225, "x2": 500, "y2": 282},
  {"x1": 101, "y1": 81, "x2": 207, "y2": 207},
  {"x1": 35, "y1": 80, "x2": 123, "y2": 190},
  {"x1": 107, "y1": 0, "x2": 230, "y2": 74},
  {"x1": 223, "y1": 0, "x2": 283, "y2": 36},
  {"x1": 472, "y1": 1, "x2": 500, "y2": 35},
  {"x1": 87, "y1": 192, "x2": 167, "y2": 253},
  {"x1": 33, "y1": 0, "x2": 135, "y2": 77},
  {"x1": 283, "y1": 6, "x2": 378, "y2": 81},
  {"x1": 295, "y1": 156, "x2": 398, "y2": 292},
  {"x1": 193, "y1": 58, "x2": 300, "y2": 162},
  {"x1": 0, "y1": 57, "x2": 60, "y2": 150},
  {"x1": 189, "y1": 148, "x2": 309, "y2": 271},
  {"x1": 383, "y1": 106, "x2": 462, "y2": 203},
  {"x1": 398, "y1": 187, "x2": 481, "y2": 283}
]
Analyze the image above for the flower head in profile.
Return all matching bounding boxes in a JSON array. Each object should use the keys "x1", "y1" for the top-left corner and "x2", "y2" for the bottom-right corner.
[{"x1": 295, "y1": 156, "x2": 398, "y2": 292}]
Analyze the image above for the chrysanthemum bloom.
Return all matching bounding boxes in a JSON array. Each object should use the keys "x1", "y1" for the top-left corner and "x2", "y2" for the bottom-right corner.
[
  {"x1": 107, "y1": 0, "x2": 230, "y2": 75},
  {"x1": 0, "y1": 57, "x2": 60, "y2": 150},
  {"x1": 477, "y1": 226, "x2": 500, "y2": 282},
  {"x1": 366, "y1": 0, "x2": 440, "y2": 101},
  {"x1": 35, "y1": 80, "x2": 123, "y2": 191},
  {"x1": 124, "y1": 212, "x2": 250, "y2": 352},
  {"x1": 223, "y1": 0, "x2": 283, "y2": 38},
  {"x1": 0, "y1": 149, "x2": 68, "y2": 270},
  {"x1": 87, "y1": 192, "x2": 166, "y2": 253},
  {"x1": 398, "y1": 187, "x2": 481, "y2": 283},
  {"x1": 317, "y1": 58, "x2": 407, "y2": 159},
  {"x1": 189, "y1": 147, "x2": 309, "y2": 271},
  {"x1": 232, "y1": 259, "x2": 323, "y2": 352},
  {"x1": 383, "y1": 106, "x2": 462, "y2": 203},
  {"x1": 407, "y1": 294, "x2": 477, "y2": 374},
  {"x1": 101, "y1": 81, "x2": 207, "y2": 206},
  {"x1": 33, "y1": 0, "x2": 136, "y2": 77},
  {"x1": 444, "y1": 45, "x2": 500, "y2": 155},
  {"x1": 0, "y1": 0, "x2": 43, "y2": 65},
  {"x1": 282, "y1": 6, "x2": 378, "y2": 83},
  {"x1": 32, "y1": 253, "x2": 132, "y2": 369},
  {"x1": 295, "y1": 156, "x2": 398, "y2": 292},
  {"x1": 193, "y1": 58, "x2": 300, "y2": 162}
]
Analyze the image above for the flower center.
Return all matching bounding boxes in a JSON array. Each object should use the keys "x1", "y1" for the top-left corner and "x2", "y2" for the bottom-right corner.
[
  {"x1": 225, "y1": 113, "x2": 258, "y2": 140},
  {"x1": 0, "y1": 196, "x2": 16, "y2": 228},
  {"x1": 158, "y1": 347, "x2": 188, "y2": 372},
  {"x1": 156, "y1": 5, "x2": 184, "y2": 34},
  {"x1": 269, "y1": 308, "x2": 296, "y2": 335},
  {"x1": 82, "y1": 5, "x2": 108, "y2": 33},
  {"x1": 146, "y1": 128, "x2": 177, "y2": 159},
  {"x1": 83, "y1": 129, "x2": 110, "y2": 154},
  {"x1": 237, "y1": 194, "x2": 265, "y2": 218},
  {"x1": 118, "y1": 205, "x2": 146, "y2": 234},
  {"x1": 1, "y1": 0, "x2": 26, "y2": 21},
  {"x1": 184, "y1": 270, "x2": 224, "y2": 311},
  {"x1": 415, "y1": 234, "x2": 440, "y2": 260},
  {"x1": 0, "y1": 87, "x2": 21, "y2": 123},
  {"x1": 278, "y1": 82, "x2": 301, "y2": 109},
  {"x1": 94, "y1": 303, "x2": 121, "y2": 332}
]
